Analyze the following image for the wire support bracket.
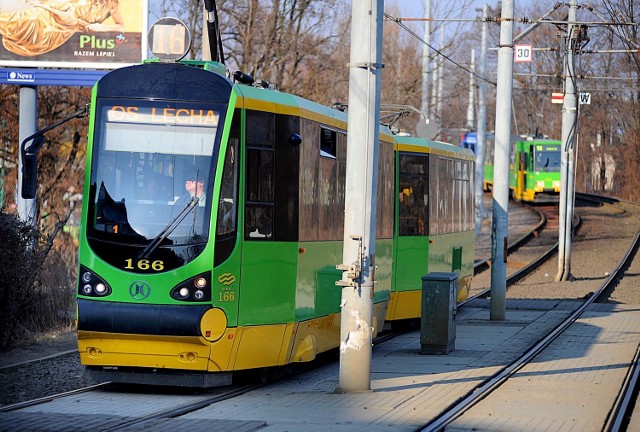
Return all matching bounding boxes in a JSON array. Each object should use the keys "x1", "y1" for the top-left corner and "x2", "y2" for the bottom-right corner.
[{"x1": 348, "y1": 62, "x2": 385, "y2": 71}]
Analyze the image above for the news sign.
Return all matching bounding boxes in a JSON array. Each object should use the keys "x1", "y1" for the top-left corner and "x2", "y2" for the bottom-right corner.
[{"x1": 0, "y1": 0, "x2": 147, "y2": 69}]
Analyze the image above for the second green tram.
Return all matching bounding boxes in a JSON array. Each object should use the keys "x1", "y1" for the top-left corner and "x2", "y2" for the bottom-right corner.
[{"x1": 483, "y1": 136, "x2": 561, "y2": 203}]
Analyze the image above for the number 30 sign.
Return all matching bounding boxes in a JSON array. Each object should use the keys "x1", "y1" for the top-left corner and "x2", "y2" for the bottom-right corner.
[{"x1": 514, "y1": 44, "x2": 533, "y2": 62}]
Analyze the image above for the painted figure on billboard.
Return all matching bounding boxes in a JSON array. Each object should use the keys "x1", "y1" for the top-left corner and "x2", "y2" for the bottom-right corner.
[{"x1": 0, "y1": 0, "x2": 124, "y2": 57}]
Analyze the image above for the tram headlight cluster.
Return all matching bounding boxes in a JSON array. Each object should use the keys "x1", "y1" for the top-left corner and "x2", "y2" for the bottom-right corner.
[
  {"x1": 170, "y1": 272, "x2": 211, "y2": 302},
  {"x1": 78, "y1": 266, "x2": 112, "y2": 297}
]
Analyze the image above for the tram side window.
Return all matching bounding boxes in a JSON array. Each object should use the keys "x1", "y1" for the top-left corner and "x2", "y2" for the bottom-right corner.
[
  {"x1": 377, "y1": 139, "x2": 394, "y2": 239},
  {"x1": 215, "y1": 110, "x2": 240, "y2": 265},
  {"x1": 217, "y1": 114, "x2": 239, "y2": 238},
  {"x1": 429, "y1": 156, "x2": 473, "y2": 235},
  {"x1": 398, "y1": 154, "x2": 428, "y2": 236},
  {"x1": 320, "y1": 128, "x2": 337, "y2": 158},
  {"x1": 319, "y1": 126, "x2": 342, "y2": 241},
  {"x1": 246, "y1": 111, "x2": 275, "y2": 240}
]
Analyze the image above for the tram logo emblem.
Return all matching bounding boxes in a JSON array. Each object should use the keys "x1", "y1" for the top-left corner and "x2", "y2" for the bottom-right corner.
[
  {"x1": 129, "y1": 281, "x2": 151, "y2": 300},
  {"x1": 218, "y1": 273, "x2": 236, "y2": 286}
]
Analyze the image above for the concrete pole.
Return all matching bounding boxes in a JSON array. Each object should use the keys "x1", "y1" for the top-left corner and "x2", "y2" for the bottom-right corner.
[
  {"x1": 337, "y1": 0, "x2": 383, "y2": 393},
  {"x1": 202, "y1": 3, "x2": 211, "y2": 61},
  {"x1": 490, "y1": 0, "x2": 514, "y2": 321},
  {"x1": 436, "y1": 26, "x2": 444, "y2": 118},
  {"x1": 421, "y1": 0, "x2": 431, "y2": 119},
  {"x1": 475, "y1": 4, "x2": 489, "y2": 235},
  {"x1": 431, "y1": 59, "x2": 438, "y2": 119},
  {"x1": 556, "y1": 0, "x2": 578, "y2": 281},
  {"x1": 17, "y1": 85, "x2": 37, "y2": 225},
  {"x1": 466, "y1": 49, "x2": 476, "y2": 130}
]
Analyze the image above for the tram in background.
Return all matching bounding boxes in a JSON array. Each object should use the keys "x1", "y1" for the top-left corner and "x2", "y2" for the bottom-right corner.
[
  {"x1": 461, "y1": 131, "x2": 561, "y2": 203},
  {"x1": 22, "y1": 19, "x2": 476, "y2": 387}
]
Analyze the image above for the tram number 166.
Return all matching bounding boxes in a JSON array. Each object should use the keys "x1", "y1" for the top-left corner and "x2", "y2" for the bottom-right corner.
[{"x1": 124, "y1": 259, "x2": 165, "y2": 271}]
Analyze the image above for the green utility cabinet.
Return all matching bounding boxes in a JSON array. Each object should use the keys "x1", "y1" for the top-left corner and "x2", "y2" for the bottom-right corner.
[{"x1": 420, "y1": 272, "x2": 457, "y2": 355}]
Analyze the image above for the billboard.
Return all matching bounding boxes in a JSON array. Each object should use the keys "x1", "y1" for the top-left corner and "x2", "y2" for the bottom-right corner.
[{"x1": 0, "y1": 0, "x2": 147, "y2": 69}]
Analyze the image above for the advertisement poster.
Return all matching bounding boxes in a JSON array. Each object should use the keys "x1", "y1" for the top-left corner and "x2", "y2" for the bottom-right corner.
[{"x1": 0, "y1": 0, "x2": 146, "y2": 69}]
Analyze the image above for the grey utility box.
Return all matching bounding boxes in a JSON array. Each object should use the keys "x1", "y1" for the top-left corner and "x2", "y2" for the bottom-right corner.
[{"x1": 420, "y1": 272, "x2": 457, "y2": 355}]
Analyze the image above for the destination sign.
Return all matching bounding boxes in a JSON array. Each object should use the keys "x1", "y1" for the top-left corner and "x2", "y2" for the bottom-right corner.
[{"x1": 106, "y1": 106, "x2": 219, "y2": 126}]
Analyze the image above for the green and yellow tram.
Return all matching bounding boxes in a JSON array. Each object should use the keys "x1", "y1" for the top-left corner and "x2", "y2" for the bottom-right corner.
[
  {"x1": 482, "y1": 135, "x2": 561, "y2": 203},
  {"x1": 72, "y1": 58, "x2": 475, "y2": 386}
]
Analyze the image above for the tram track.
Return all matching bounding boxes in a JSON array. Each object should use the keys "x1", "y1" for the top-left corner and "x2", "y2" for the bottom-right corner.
[
  {"x1": 466, "y1": 201, "x2": 564, "y2": 303},
  {"x1": 422, "y1": 194, "x2": 640, "y2": 432},
  {"x1": 0, "y1": 206, "x2": 554, "y2": 429},
  {"x1": 0, "y1": 197, "x2": 560, "y2": 417},
  {"x1": 6, "y1": 196, "x2": 619, "y2": 431}
]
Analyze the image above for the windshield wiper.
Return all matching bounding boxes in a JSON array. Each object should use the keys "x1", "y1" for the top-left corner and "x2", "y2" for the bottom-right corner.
[{"x1": 138, "y1": 196, "x2": 199, "y2": 259}]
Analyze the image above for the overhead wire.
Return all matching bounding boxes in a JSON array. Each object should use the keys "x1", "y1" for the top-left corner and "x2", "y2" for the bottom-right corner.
[{"x1": 383, "y1": 12, "x2": 497, "y2": 87}]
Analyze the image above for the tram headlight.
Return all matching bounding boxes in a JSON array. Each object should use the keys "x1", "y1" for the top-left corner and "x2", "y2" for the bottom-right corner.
[
  {"x1": 170, "y1": 272, "x2": 211, "y2": 302},
  {"x1": 77, "y1": 266, "x2": 112, "y2": 297},
  {"x1": 536, "y1": 180, "x2": 545, "y2": 190}
]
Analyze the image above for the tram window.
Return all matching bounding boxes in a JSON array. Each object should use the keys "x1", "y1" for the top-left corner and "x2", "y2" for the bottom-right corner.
[
  {"x1": 246, "y1": 111, "x2": 275, "y2": 148},
  {"x1": 217, "y1": 140, "x2": 238, "y2": 236},
  {"x1": 246, "y1": 205, "x2": 273, "y2": 239},
  {"x1": 398, "y1": 154, "x2": 428, "y2": 236},
  {"x1": 246, "y1": 146, "x2": 274, "y2": 240},
  {"x1": 246, "y1": 149, "x2": 274, "y2": 202},
  {"x1": 377, "y1": 139, "x2": 394, "y2": 239},
  {"x1": 215, "y1": 111, "x2": 240, "y2": 264},
  {"x1": 320, "y1": 127, "x2": 337, "y2": 158},
  {"x1": 429, "y1": 155, "x2": 474, "y2": 235}
]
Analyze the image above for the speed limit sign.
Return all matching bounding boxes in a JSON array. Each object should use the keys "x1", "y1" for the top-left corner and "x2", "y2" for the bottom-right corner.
[{"x1": 514, "y1": 44, "x2": 533, "y2": 62}]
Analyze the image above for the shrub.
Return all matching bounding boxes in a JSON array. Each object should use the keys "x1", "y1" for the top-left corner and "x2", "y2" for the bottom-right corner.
[{"x1": 0, "y1": 211, "x2": 75, "y2": 350}]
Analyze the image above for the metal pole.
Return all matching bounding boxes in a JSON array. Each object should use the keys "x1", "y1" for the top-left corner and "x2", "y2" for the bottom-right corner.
[
  {"x1": 490, "y1": 0, "x2": 514, "y2": 321},
  {"x1": 436, "y1": 26, "x2": 444, "y2": 118},
  {"x1": 17, "y1": 85, "x2": 37, "y2": 225},
  {"x1": 337, "y1": 0, "x2": 383, "y2": 393},
  {"x1": 421, "y1": 0, "x2": 431, "y2": 119},
  {"x1": 556, "y1": 0, "x2": 578, "y2": 282},
  {"x1": 202, "y1": 3, "x2": 211, "y2": 61},
  {"x1": 475, "y1": 4, "x2": 489, "y2": 235},
  {"x1": 431, "y1": 46, "x2": 438, "y2": 119},
  {"x1": 466, "y1": 49, "x2": 476, "y2": 131}
]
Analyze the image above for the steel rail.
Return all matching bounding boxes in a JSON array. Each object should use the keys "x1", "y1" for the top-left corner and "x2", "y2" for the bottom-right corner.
[
  {"x1": 603, "y1": 200, "x2": 640, "y2": 432},
  {"x1": 421, "y1": 196, "x2": 640, "y2": 432},
  {"x1": 101, "y1": 383, "x2": 262, "y2": 432},
  {"x1": 0, "y1": 382, "x2": 113, "y2": 413},
  {"x1": 472, "y1": 202, "x2": 547, "y2": 275}
]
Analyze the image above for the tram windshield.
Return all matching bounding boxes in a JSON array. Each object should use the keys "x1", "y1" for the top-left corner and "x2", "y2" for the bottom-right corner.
[
  {"x1": 534, "y1": 146, "x2": 561, "y2": 172},
  {"x1": 87, "y1": 100, "x2": 224, "y2": 249}
]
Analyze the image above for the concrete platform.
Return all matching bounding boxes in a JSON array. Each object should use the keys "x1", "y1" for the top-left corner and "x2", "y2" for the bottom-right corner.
[
  {"x1": 6, "y1": 201, "x2": 636, "y2": 431},
  {"x1": 0, "y1": 299, "x2": 575, "y2": 432}
]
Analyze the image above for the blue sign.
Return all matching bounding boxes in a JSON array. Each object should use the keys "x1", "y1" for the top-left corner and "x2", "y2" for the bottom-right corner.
[
  {"x1": 6, "y1": 70, "x2": 35, "y2": 83},
  {"x1": 0, "y1": 68, "x2": 108, "y2": 87}
]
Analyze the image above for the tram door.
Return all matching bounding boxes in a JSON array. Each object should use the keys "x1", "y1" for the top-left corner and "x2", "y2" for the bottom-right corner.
[{"x1": 515, "y1": 145, "x2": 527, "y2": 200}]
